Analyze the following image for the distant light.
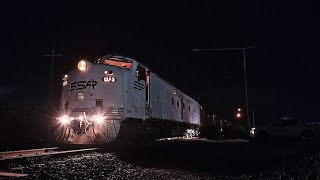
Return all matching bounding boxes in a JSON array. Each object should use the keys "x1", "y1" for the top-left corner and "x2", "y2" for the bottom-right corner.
[
  {"x1": 238, "y1": 108, "x2": 241, "y2": 111},
  {"x1": 236, "y1": 113, "x2": 241, "y2": 118},
  {"x1": 78, "y1": 60, "x2": 87, "y2": 71}
]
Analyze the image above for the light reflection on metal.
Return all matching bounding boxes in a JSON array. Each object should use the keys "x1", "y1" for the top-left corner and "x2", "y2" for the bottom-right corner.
[
  {"x1": 250, "y1": 127, "x2": 256, "y2": 137},
  {"x1": 250, "y1": 128, "x2": 256, "y2": 135}
]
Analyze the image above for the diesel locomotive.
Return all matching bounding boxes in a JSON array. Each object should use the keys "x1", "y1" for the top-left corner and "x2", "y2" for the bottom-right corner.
[{"x1": 55, "y1": 54, "x2": 203, "y2": 144}]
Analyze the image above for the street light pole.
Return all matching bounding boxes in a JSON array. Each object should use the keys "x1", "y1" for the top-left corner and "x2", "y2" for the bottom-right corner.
[
  {"x1": 192, "y1": 46, "x2": 255, "y2": 137},
  {"x1": 44, "y1": 49, "x2": 63, "y2": 102},
  {"x1": 242, "y1": 48, "x2": 250, "y2": 134}
]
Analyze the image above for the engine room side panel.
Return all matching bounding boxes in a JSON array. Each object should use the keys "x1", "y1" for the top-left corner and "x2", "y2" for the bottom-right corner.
[
  {"x1": 149, "y1": 73, "x2": 164, "y2": 119},
  {"x1": 149, "y1": 73, "x2": 200, "y2": 126}
]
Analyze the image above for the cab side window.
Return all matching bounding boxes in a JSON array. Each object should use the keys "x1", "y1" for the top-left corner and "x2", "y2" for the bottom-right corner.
[{"x1": 136, "y1": 65, "x2": 146, "y2": 81}]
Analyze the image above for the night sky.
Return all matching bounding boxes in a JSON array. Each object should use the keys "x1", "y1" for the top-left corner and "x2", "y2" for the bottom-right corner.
[{"x1": 1, "y1": 1, "x2": 319, "y2": 123}]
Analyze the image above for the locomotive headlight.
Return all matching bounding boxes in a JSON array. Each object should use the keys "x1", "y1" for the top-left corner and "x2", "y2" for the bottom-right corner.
[
  {"x1": 78, "y1": 116, "x2": 84, "y2": 121},
  {"x1": 94, "y1": 115, "x2": 104, "y2": 124},
  {"x1": 77, "y1": 60, "x2": 87, "y2": 71},
  {"x1": 59, "y1": 115, "x2": 70, "y2": 125}
]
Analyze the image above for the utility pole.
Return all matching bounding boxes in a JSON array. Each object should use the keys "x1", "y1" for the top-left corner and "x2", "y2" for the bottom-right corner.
[
  {"x1": 44, "y1": 49, "x2": 63, "y2": 103},
  {"x1": 252, "y1": 109, "x2": 255, "y2": 128},
  {"x1": 192, "y1": 46, "x2": 256, "y2": 137}
]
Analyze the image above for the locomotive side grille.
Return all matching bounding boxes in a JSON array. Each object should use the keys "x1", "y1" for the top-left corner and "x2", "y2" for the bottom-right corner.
[{"x1": 104, "y1": 107, "x2": 124, "y2": 120}]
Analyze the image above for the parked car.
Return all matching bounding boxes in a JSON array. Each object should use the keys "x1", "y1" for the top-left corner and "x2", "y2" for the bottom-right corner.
[{"x1": 256, "y1": 118, "x2": 320, "y2": 141}]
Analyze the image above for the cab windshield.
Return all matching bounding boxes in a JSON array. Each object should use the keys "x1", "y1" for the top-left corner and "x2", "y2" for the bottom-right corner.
[{"x1": 103, "y1": 57, "x2": 132, "y2": 69}]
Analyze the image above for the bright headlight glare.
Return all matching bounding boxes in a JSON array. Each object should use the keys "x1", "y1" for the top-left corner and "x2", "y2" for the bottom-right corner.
[
  {"x1": 60, "y1": 115, "x2": 70, "y2": 124},
  {"x1": 94, "y1": 115, "x2": 104, "y2": 124},
  {"x1": 77, "y1": 60, "x2": 87, "y2": 71}
]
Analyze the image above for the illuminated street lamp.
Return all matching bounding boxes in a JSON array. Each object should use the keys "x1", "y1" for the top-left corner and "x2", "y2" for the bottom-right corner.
[
  {"x1": 236, "y1": 107, "x2": 242, "y2": 119},
  {"x1": 192, "y1": 46, "x2": 256, "y2": 137}
]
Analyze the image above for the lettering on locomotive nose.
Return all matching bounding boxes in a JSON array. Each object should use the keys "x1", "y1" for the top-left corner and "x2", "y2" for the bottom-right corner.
[
  {"x1": 69, "y1": 81, "x2": 97, "y2": 91},
  {"x1": 134, "y1": 81, "x2": 145, "y2": 90}
]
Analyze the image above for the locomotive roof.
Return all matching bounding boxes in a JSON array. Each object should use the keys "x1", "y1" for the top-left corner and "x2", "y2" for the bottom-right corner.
[{"x1": 98, "y1": 54, "x2": 199, "y2": 105}]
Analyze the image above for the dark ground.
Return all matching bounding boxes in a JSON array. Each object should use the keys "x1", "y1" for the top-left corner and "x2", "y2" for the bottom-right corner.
[
  {"x1": 116, "y1": 138, "x2": 319, "y2": 176},
  {"x1": 1, "y1": 138, "x2": 320, "y2": 179}
]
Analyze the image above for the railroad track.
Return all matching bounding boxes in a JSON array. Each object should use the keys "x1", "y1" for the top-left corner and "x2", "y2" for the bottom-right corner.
[
  {"x1": 0, "y1": 147, "x2": 58, "y2": 160},
  {"x1": 0, "y1": 146, "x2": 99, "y2": 178}
]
